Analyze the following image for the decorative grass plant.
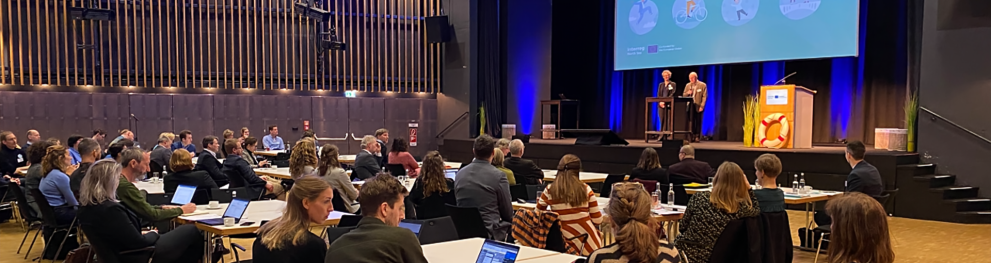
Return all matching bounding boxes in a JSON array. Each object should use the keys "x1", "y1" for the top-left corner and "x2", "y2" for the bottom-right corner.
[
  {"x1": 905, "y1": 93, "x2": 918, "y2": 152},
  {"x1": 742, "y1": 95, "x2": 761, "y2": 147}
]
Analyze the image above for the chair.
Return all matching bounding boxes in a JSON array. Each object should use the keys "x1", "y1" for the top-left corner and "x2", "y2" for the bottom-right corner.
[
  {"x1": 386, "y1": 164, "x2": 407, "y2": 176},
  {"x1": 416, "y1": 216, "x2": 460, "y2": 245},
  {"x1": 879, "y1": 188, "x2": 899, "y2": 215},
  {"x1": 331, "y1": 189, "x2": 350, "y2": 213},
  {"x1": 82, "y1": 228, "x2": 155, "y2": 263},
  {"x1": 405, "y1": 196, "x2": 417, "y2": 219},
  {"x1": 145, "y1": 193, "x2": 171, "y2": 206},
  {"x1": 224, "y1": 168, "x2": 264, "y2": 200},
  {"x1": 29, "y1": 189, "x2": 77, "y2": 262},
  {"x1": 510, "y1": 185, "x2": 529, "y2": 201},
  {"x1": 149, "y1": 160, "x2": 165, "y2": 175},
  {"x1": 708, "y1": 217, "x2": 762, "y2": 263},
  {"x1": 10, "y1": 185, "x2": 43, "y2": 258},
  {"x1": 632, "y1": 178, "x2": 659, "y2": 193},
  {"x1": 598, "y1": 174, "x2": 628, "y2": 198},
  {"x1": 814, "y1": 232, "x2": 832, "y2": 263},
  {"x1": 212, "y1": 187, "x2": 248, "y2": 203},
  {"x1": 338, "y1": 214, "x2": 363, "y2": 227},
  {"x1": 191, "y1": 189, "x2": 211, "y2": 205},
  {"x1": 759, "y1": 211, "x2": 793, "y2": 263},
  {"x1": 525, "y1": 185, "x2": 544, "y2": 201},
  {"x1": 444, "y1": 204, "x2": 489, "y2": 239},
  {"x1": 326, "y1": 226, "x2": 356, "y2": 245}
]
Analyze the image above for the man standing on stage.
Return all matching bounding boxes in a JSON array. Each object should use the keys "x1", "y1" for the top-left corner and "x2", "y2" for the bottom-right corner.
[
  {"x1": 656, "y1": 70, "x2": 677, "y2": 140},
  {"x1": 684, "y1": 72, "x2": 707, "y2": 142}
]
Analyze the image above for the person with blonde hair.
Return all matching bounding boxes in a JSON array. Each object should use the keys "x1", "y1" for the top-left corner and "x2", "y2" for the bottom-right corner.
[
  {"x1": 537, "y1": 154, "x2": 603, "y2": 255},
  {"x1": 490, "y1": 149, "x2": 516, "y2": 185},
  {"x1": 495, "y1": 138, "x2": 511, "y2": 156},
  {"x1": 288, "y1": 139, "x2": 319, "y2": 180},
  {"x1": 823, "y1": 192, "x2": 894, "y2": 263},
  {"x1": 588, "y1": 182, "x2": 680, "y2": 263},
  {"x1": 253, "y1": 177, "x2": 333, "y2": 262},
  {"x1": 164, "y1": 149, "x2": 218, "y2": 193},
  {"x1": 675, "y1": 161, "x2": 759, "y2": 263},
  {"x1": 409, "y1": 151, "x2": 456, "y2": 219},
  {"x1": 318, "y1": 144, "x2": 358, "y2": 213}
]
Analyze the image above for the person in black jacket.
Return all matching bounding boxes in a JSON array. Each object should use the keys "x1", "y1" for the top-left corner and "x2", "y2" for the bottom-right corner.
[
  {"x1": 353, "y1": 135, "x2": 382, "y2": 181},
  {"x1": 374, "y1": 128, "x2": 390, "y2": 168},
  {"x1": 0, "y1": 131, "x2": 28, "y2": 179},
  {"x1": 844, "y1": 140, "x2": 883, "y2": 196},
  {"x1": 630, "y1": 147, "x2": 669, "y2": 186},
  {"x1": 253, "y1": 177, "x2": 332, "y2": 263},
  {"x1": 165, "y1": 149, "x2": 219, "y2": 193},
  {"x1": 195, "y1": 136, "x2": 229, "y2": 186},
  {"x1": 77, "y1": 160, "x2": 206, "y2": 263},
  {"x1": 69, "y1": 139, "x2": 102, "y2": 199},
  {"x1": 408, "y1": 151, "x2": 456, "y2": 219},
  {"x1": 222, "y1": 139, "x2": 277, "y2": 200},
  {"x1": 504, "y1": 139, "x2": 544, "y2": 185},
  {"x1": 667, "y1": 145, "x2": 712, "y2": 185}
]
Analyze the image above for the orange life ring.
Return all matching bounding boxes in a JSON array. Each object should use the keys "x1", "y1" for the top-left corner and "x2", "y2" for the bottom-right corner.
[{"x1": 757, "y1": 113, "x2": 789, "y2": 148}]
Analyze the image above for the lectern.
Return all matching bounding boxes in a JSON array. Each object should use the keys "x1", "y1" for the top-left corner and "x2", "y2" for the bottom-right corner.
[
  {"x1": 644, "y1": 96, "x2": 695, "y2": 142},
  {"x1": 758, "y1": 85, "x2": 816, "y2": 149}
]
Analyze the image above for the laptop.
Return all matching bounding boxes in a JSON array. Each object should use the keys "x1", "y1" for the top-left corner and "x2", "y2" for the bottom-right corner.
[
  {"x1": 171, "y1": 184, "x2": 196, "y2": 205},
  {"x1": 475, "y1": 239, "x2": 520, "y2": 263},
  {"x1": 196, "y1": 198, "x2": 250, "y2": 226},
  {"x1": 398, "y1": 220, "x2": 423, "y2": 237},
  {"x1": 444, "y1": 169, "x2": 458, "y2": 179}
]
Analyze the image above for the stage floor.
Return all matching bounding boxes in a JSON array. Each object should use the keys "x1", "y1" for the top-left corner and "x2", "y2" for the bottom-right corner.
[{"x1": 528, "y1": 139, "x2": 908, "y2": 156}]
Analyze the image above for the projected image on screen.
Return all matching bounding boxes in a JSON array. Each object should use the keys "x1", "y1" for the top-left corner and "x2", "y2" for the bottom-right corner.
[{"x1": 615, "y1": 0, "x2": 858, "y2": 70}]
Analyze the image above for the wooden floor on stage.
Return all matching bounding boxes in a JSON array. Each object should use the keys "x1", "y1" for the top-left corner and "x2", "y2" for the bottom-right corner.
[{"x1": 529, "y1": 139, "x2": 908, "y2": 155}]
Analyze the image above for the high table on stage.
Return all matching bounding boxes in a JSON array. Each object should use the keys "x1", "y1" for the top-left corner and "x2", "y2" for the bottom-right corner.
[
  {"x1": 644, "y1": 96, "x2": 695, "y2": 142},
  {"x1": 539, "y1": 99, "x2": 580, "y2": 139}
]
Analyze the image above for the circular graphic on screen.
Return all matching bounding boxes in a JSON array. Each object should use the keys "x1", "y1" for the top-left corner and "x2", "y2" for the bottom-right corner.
[
  {"x1": 778, "y1": 0, "x2": 820, "y2": 20},
  {"x1": 672, "y1": 0, "x2": 708, "y2": 29},
  {"x1": 628, "y1": 0, "x2": 660, "y2": 35},
  {"x1": 721, "y1": 0, "x2": 758, "y2": 26}
]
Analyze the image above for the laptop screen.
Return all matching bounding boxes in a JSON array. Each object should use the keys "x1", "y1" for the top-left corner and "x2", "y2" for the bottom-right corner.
[
  {"x1": 445, "y1": 169, "x2": 458, "y2": 179},
  {"x1": 223, "y1": 199, "x2": 250, "y2": 219},
  {"x1": 398, "y1": 221, "x2": 422, "y2": 236},
  {"x1": 475, "y1": 240, "x2": 520, "y2": 263},
  {"x1": 171, "y1": 185, "x2": 196, "y2": 205}
]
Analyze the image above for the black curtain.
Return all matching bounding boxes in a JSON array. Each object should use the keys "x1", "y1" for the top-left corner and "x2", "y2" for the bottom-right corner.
[{"x1": 477, "y1": 0, "x2": 505, "y2": 137}]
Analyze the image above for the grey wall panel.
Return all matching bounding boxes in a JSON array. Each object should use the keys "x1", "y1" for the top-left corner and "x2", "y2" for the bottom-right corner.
[
  {"x1": 91, "y1": 93, "x2": 132, "y2": 144},
  {"x1": 44, "y1": 93, "x2": 94, "y2": 144},
  {"x1": 348, "y1": 98, "x2": 386, "y2": 152},
  {"x1": 172, "y1": 94, "x2": 215, "y2": 153},
  {"x1": 311, "y1": 97, "x2": 353, "y2": 154},
  {"x1": 417, "y1": 99, "x2": 440, "y2": 157},
  {"x1": 213, "y1": 95, "x2": 254, "y2": 140},
  {"x1": 129, "y1": 94, "x2": 175, "y2": 147},
  {"x1": 384, "y1": 98, "x2": 437, "y2": 158},
  {"x1": 249, "y1": 96, "x2": 312, "y2": 146}
]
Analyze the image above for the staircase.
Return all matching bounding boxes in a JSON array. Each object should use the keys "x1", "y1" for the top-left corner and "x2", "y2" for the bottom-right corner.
[{"x1": 897, "y1": 163, "x2": 991, "y2": 224}]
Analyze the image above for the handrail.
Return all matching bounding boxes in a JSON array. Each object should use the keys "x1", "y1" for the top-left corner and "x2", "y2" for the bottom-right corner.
[
  {"x1": 920, "y1": 107, "x2": 991, "y2": 145},
  {"x1": 436, "y1": 111, "x2": 470, "y2": 138}
]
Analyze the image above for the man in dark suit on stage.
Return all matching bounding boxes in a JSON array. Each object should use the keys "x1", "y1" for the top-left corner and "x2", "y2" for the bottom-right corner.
[
  {"x1": 504, "y1": 139, "x2": 544, "y2": 185},
  {"x1": 195, "y1": 136, "x2": 229, "y2": 186},
  {"x1": 667, "y1": 145, "x2": 713, "y2": 184},
  {"x1": 353, "y1": 135, "x2": 382, "y2": 181},
  {"x1": 844, "y1": 140, "x2": 883, "y2": 196}
]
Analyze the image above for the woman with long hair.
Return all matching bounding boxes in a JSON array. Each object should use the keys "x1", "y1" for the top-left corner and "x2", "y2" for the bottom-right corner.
[
  {"x1": 288, "y1": 139, "x2": 319, "y2": 180},
  {"x1": 630, "y1": 148, "x2": 668, "y2": 185},
  {"x1": 164, "y1": 149, "x2": 219, "y2": 193},
  {"x1": 387, "y1": 137, "x2": 420, "y2": 177},
  {"x1": 241, "y1": 137, "x2": 268, "y2": 167},
  {"x1": 77, "y1": 160, "x2": 206, "y2": 263},
  {"x1": 491, "y1": 149, "x2": 516, "y2": 185},
  {"x1": 408, "y1": 151, "x2": 456, "y2": 219},
  {"x1": 588, "y1": 182, "x2": 680, "y2": 263},
  {"x1": 39, "y1": 144, "x2": 79, "y2": 224},
  {"x1": 824, "y1": 192, "x2": 895, "y2": 263},
  {"x1": 254, "y1": 177, "x2": 334, "y2": 263},
  {"x1": 318, "y1": 144, "x2": 358, "y2": 213},
  {"x1": 537, "y1": 154, "x2": 603, "y2": 255},
  {"x1": 239, "y1": 127, "x2": 250, "y2": 145},
  {"x1": 674, "y1": 161, "x2": 759, "y2": 263}
]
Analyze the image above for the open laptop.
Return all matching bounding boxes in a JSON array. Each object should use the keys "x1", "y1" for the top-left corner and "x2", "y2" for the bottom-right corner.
[
  {"x1": 398, "y1": 220, "x2": 423, "y2": 237},
  {"x1": 196, "y1": 198, "x2": 250, "y2": 226},
  {"x1": 171, "y1": 184, "x2": 196, "y2": 205},
  {"x1": 475, "y1": 239, "x2": 520, "y2": 263},
  {"x1": 444, "y1": 169, "x2": 458, "y2": 179}
]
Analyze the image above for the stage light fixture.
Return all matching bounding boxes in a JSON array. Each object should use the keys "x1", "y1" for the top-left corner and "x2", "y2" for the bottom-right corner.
[{"x1": 68, "y1": 6, "x2": 115, "y2": 21}]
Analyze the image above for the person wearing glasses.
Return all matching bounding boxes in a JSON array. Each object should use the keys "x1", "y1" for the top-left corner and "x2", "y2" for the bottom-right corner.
[
  {"x1": 587, "y1": 182, "x2": 680, "y2": 263},
  {"x1": 536, "y1": 154, "x2": 603, "y2": 255},
  {"x1": 674, "y1": 161, "x2": 759, "y2": 263}
]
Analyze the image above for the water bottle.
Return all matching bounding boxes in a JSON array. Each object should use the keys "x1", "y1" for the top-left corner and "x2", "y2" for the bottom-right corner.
[
  {"x1": 232, "y1": 191, "x2": 237, "y2": 199},
  {"x1": 162, "y1": 166, "x2": 168, "y2": 176},
  {"x1": 667, "y1": 183, "x2": 675, "y2": 206},
  {"x1": 654, "y1": 182, "x2": 662, "y2": 208},
  {"x1": 799, "y1": 173, "x2": 806, "y2": 193},
  {"x1": 792, "y1": 174, "x2": 800, "y2": 194}
]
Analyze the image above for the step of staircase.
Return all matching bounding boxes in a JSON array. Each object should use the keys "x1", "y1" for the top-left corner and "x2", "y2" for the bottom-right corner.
[
  {"x1": 932, "y1": 186, "x2": 980, "y2": 200},
  {"x1": 956, "y1": 211, "x2": 991, "y2": 224},
  {"x1": 946, "y1": 198, "x2": 991, "y2": 212},
  {"x1": 914, "y1": 174, "x2": 956, "y2": 188}
]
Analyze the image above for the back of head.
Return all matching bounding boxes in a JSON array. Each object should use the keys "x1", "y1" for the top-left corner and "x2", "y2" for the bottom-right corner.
[
  {"x1": 496, "y1": 138, "x2": 511, "y2": 152},
  {"x1": 509, "y1": 139, "x2": 525, "y2": 157},
  {"x1": 360, "y1": 135, "x2": 377, "y2": 149},
  {"x1": 223, "y1": 139, "x2": 239, "y2": 156},
  {"x1": 551, "y1": 154, "x2": 588, "y2": 207},
  {"x1": 93, "y1": 129, "x2": 106, "y2": 137},
  {"x1": 223, "y1": 129, "x2": 234, "y2": 139},
  {"x1": 680, "y1": 145, "x2": 696, "y2": 158},
  {"x1": 359, "y1": 173, "x2": 409, "y2": 217},
  {"x1": 846, "y1": 140, "x2": 866, "y2": 161},
  {"x1": 120, "y1": 148, "x2": 145, "y2": 169},
  {"x1": 157, "y1": 136, "x2": 172, "y2": 145},
  {"x1": 289, "y1": 139, "x2": 318, "y2": 176},
  {"x1": 608, "y1": 182, "x2": 660, "y2": 263},
  {"x1": 710, "y1": 162, "x2": 751, "y2": 213},
  {"x1": 259, "y1": 177, "x2": 332, "y2": 250},
  {"x1": 27, "y1": 141, "x2": 54, "y2": 165},
  {"x1": 42, "y1": 144, "x2": 69, "y2": 175},
  {"x1": 79, "y1": 160, "x2": 123, "y2": 206},
  {"x1": 108, "y1": 139, "x2": 134, "y2": 160},
  {"x1": 317, "y1": 144, "x2": 341, "y2": 176},
  {"x1": 46, "y1": 137, "x2": 61, "y2": 145},
  {"x1": 825, "y1": 192, "x2": 894, "y2": 263},
  {"x1": 159, "y1": 132, "x2": 176, "y2": 142},
  {"x1": 302, "y1": 130, "x2": 315, "y2": 139},
  {"x1": 637, "y1": 147, "x2": 661, "y2": 170},
  {"x1": 473, "y1": 135, "x2": 496, "y2": 160},
  {"x1": 754, "y1": 153, "x2": 782, "y2": 178},
  {"x1": 170, "y1": 149, "x2": 195, "y2": 172},
  {"x1": 391, "y1": 137, "x2": 408, "y2": 153},
  {"x1": 68, "y1": 135, "x2": 85, "y2": 148},
  {"x1": 77, "y1": 138, "x2": 101, "y2": 158},
  {"x1": 491, "y1": 149, "x2": 506, "y2": 167},
  {"x1": 420, "y1": 151, "x2": 449, "y2": 197}
]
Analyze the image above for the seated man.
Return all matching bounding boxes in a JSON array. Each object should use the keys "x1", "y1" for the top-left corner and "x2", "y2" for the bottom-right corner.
[
  {"x1": 116, "y1": 149, "x2": 196, "y2": 223},
  {"x1": 222, "y1": 139, "x2": 281, "y2": 200},
  {"x1": 325, "y1": 173, "x2": 428, "y2": 263},
  {"x1": 454, "y1": 135, "x2": 514, "y2": 241},
  {"x1": 504, "y1": 139, "x2": 544, "y2": 185},
  {"x1": 195, "y1": 136, "x2": 229, "y2": 186},
  {"x1": 667, "y1": 145, "x2": 712, "y2": 185},
  {"x1": 353, "y1": 135, "x2": 382, "y2": 181},
  {"x1": 171, "y1": 130, "x2": 197, "y2": 154},
  {"x1": 262, "y1": 126, "x2": 285, "y2": 150},
  {"x1": 845, "y1": 140, "x2": 883, "y2": 196}
]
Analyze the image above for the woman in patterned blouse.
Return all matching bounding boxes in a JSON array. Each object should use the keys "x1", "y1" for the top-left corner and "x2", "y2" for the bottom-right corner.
[
  {"x1": 674, "y1": 161, "x2": 759, "y2": 263},
  {"x1": 587, "y1": 182, "x2": 681, "y2": 263},
  {"x1": 536, "y1": 154, "x2": 603, "y2": 255}
]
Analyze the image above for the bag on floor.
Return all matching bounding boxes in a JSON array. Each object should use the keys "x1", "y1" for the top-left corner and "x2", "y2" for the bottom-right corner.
[{"x1": 63, "y1": 244, "x2": 94, "y2": 263}]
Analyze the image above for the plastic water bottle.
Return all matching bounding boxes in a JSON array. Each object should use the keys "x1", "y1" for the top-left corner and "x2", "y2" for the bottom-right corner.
[
  {"x1": 162, "y1": 166, "x2": 168, "y2": 176},
  {"x1": 667, "y1": 183, "x2": 675, "y2": 206},
  {"x1": 792, "y1": 174, "x2": 800, "y2": 194},
  {"x1": 654, "y1": 182, "x2": 662, "y2": 208},
  {"x1": 799, "y1": 173, "x2": 806, "y2": 193}
]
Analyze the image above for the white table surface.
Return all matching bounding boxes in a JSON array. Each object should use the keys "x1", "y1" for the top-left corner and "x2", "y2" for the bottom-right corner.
[
  {"x1": 421, "y1": 238, "x2": 562, "y2": 263},
  {"x1": 519, "y1": 253, "x2": 585, "y2": 262},
  {"x1": 541, "y1": 170, "x2": 611, "y2": 183},
  {"x1": 689, "y1": 186, "x2": 843, "y2": 200},
  {"x1": 253, "y1": 167, "x2": 292, "y2": 178},
  {"x1": 178, "y1": 200, "x2": 350, "y2": 228},
  {"x1": 134, "y1": 180, "x2": 228, "y2": 194},
  {"x1": 190, "y1": 157, "x2": 225, "y2": 164},
  {"x1": 254, "y1": 150, "x2": 286, "y2": 156}
]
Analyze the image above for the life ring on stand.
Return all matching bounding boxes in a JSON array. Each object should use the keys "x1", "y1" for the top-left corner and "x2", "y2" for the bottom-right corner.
[{"x1": 758, "y1": 113, "x2": 789, "y2": 149}]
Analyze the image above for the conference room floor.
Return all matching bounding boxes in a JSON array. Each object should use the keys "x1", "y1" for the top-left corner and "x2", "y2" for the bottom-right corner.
[{"x1": 0, "y1": 210, "x2": 987, "y2": 263}]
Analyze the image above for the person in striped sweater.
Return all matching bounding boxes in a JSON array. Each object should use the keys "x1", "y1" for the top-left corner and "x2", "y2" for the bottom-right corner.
[{"x1": 536, "y1": 154, "x2": 603, "y2": 255}]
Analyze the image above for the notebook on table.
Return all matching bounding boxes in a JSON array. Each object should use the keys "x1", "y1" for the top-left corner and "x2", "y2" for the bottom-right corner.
[
  {"x1": 475, "y1": 239, "x2": 520, "y2": 263},
  {"x1": 195, "y1": 198, "x2": 250, "y2": 226},
  {"x1": 171, "y1": 184, "x2": 196, "y2": 205}
]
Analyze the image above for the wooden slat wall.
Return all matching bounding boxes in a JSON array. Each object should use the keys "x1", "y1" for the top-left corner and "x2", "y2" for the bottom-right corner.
[{"x1": 0, "y1": 0, "x2": 441, "y2": 93}]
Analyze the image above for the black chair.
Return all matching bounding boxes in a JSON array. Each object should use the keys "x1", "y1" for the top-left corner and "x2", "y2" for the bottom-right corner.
[
  {"x1": 145, "y1": 193, "x2": 171, "y2": 206},
  {"x1": 11, "y1": 185, "x2": 43, "y2": 258},
  {"x1": 211, "y1": 187, "x2": 249, "y2": 203},
  {"x1": 331, "y1": 189, "x2": 350, "y2": 213},
  {"x1": 598, "y1": 174, "x2": 628, "y2": 198},
  {"x1": 29, "y1": 189, "x2": 77, "y2": 262},
  {"x1": 510, "y1": 185, "x2": 529, "y2": 202},
  {"x1": 386, "y1": 164, "x2": 407, "y2": 176},
  {"x1": 191, "y1": 189, "x2": 211, "y2": 205},
  {"x1": 416, "y1": 216, "x2": 460, "y2": 245},
  {"x1": 326, "y1": 226, "x2": 356, "y2": 245},
  {"x1": 149, "y1": 160, "x2": 165, "y2": 175},
  {"x1": 525, "y1": 185, "x2": 544, "y2": 201},
  {"x1": 879, "y1": 188, "x2": 899, "y2": 215},
  {"x1": 759, "y1": 211, "x2": 793, "y2": 263},
  {"x1": 81, "y1": 228, "x2": 155, "y2": 263},
  {"x1": 444, "y1": 204, "x2": 489, "y2": 239},
  {"x1": 338, "y1": 214, "x2": 363, "y2": 227},
  {"x1": 709, "y1": 217, "x2": 762, "y2": 263},
  {"x1": 224, "y1": 168, "x2": 264, "y2": 200},
  {"x1": 632, "y1": 178, "x2": 659, "y2": 193}
]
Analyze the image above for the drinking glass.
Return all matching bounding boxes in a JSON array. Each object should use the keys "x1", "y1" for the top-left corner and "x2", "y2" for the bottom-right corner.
[{"x1": 707, "y1": 177, "x2": 714, "y2": 185}]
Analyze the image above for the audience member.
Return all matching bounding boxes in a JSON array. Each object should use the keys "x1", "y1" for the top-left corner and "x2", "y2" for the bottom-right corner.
[
  {"x1": 24, "y1": 129, "x2": 41, "y2": 148},
  {"x1": 159, "y1": 132, "x2": 176, "y2": 143},
  {"x1": 408, "y1": 151, "x2": 456, "y2": 219},
  {"x1": 222, "y1": 129, "x2": 235, "y2": 141},
  {"x1": 675, "y1": 162, "x2": 759, "y2": 263},
  {"x1": 195, "y1": 136, "x2": 229, "y2": 186},
  {"x1": 496, "y1": 138, "x2": 511, "y2": 156},
  {"x1": 69, "y1": 139, "x2": 102, "y2": 199},
  {"x1": 491, "y1": 149, "x2": 516, "y2": 185},
  {"x1": 504, "y1": 139, "x2": 543, "y2": 185},
  {"x1": 301, "y1": 130, "x2": 316, "y2": 142},
  {"x1": 109, "y1": 129, "x2": 134, "y2": 146},
  {"x1": 845, "y1": 140, "x2": 883, "y2": 196},
  {"x1": 218, "y1": 129, "x2": 235, "y2": 158},
  {"x1": 630, "y1": 147, "x2": 669, "y2": 187},
  {"x1": 353, "y1": 135, "x2": 382, "y2": 180},
  {"x1": 375, "y1": 128, "x2": 390, "y2": 167},
  {"x1": 67, "y1": 135, "x2": 85, "y2": 165},
  {"x1": 150, "y1": 136, "x2": 174, "y2": 171},
  {"x1": 587, "y1": 182, "x2": 680, "y2": 263},
  {"x1": 253, "y1": 177, "x2": 332, "y2": 263},
  {"x1": 388, "y1": 137, "x2": 420, "y2": 177},
  {"x1": 39, "y1": 144, "x2": 79, "y2": 224},
  {"x1": 77, "y1": 160, "x2": 206, "y2": 263},
  {"x1": 239, "y1": 127, "x2": 250, "y2": 145},
  {"x1": 241, "y1": 137, "x2": 268, "y2": 167},
  {"x1": 325, "y1": 174, "x2": 428, "y2": 263},
  {"x1": 91, "y1": 129, "x2": 107, "y2": 144},
  {"x1": 171, "y1": 130, "x2": 197, "y2": 153},
  {"x1": 754, "y1": 153, "x2": 785, "y2": 213},
  {"x1": 107, "y1": 139, "x2": 134, "y2": 160},
  {"x1": 825, "y1": 192, "x2": 895, "y2": 263},
  {"x1": 667, "y1": 145, "x2": 712, "y2": 185},
  {"x1": 45, "y1": 137, "x2": 61, "y2": 146},
  {"x1": 224, "y1": 139, "x2": 281, "y2": 200},
  {"x1": 318, "y1": 144, "x2": 358, "y2": 213},
  {"x1": 0, "y1": 131, "x2": 28, "y2": 178},
  {"x1": 454, "y1": 135, "x2": 514, "y2": 241},
  {"x1": 263, "y1": 126, "x2": 285, "y2": 150},
  {"x1": 118, "y1": 149, "x2": 195, "y2": 222},
  {"x1": 22, "y1": 141, "x2": 53, "y2": 217},
  {"x1": 537, "y1": 154, "x2": 603, "y2": 255},
  {"x1": 165, "y1": 149, "x2": 219, "y2": 193},
  {"x1": 289, "y1": 139, "x2": 319, "y2": 180}
]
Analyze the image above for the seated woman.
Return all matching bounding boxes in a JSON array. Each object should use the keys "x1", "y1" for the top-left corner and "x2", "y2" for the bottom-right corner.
[
  {"x1": 537, "y1": 154, "x2": 603, "y2": 256},
  {"x1": 318, "y1": 144, "x2": 359, "y2": 213},
  {"x1": 408, "y1": 151, "x2": 456, "y2": 220},
  {"x1": 387, "y1": 138, "x2": 420, "y2": 177},
  {"x1": 754, "y1": 153, "x2": 785, "y2": 213},
  {"x1": 491, "y1": 149, "x2": 516, "y2": 185},
  {"x1": 588, "y1": 182, "x2": 679, "y2": 263},
  {"x1": 675, "y1": 161, "x2": 760, "y2": 263},
  {"x1": 254, "y1": 177, "x2": 333, "y2": 263},
  {"x1": 77, "y1": 160, "x2": 206, "y2": 263},
  {"x1": 241, "y1": 137, "x2": 269, "y2": 167},
  {"x1": 164, "y1": 149, "x2": 219, "y2": 193},
  {"x1": 630, "y1": 147, "x2": 669, "y2": 185},
  {"x1": 289, "y1": 139, "x2": 319, "y2": 180},
  {"x1": 39, "y1": 145, "x2": 79, "y2": 225},
  {"x1": 825, "y1": 192, "x2": 895, "y2": 263}
]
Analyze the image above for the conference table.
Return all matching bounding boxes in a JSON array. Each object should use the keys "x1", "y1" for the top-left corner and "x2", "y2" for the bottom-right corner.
[
  {"x1": 541, "y1": 170, "x2": 612, "y2": 183},
  {"x1": 422, "y1": 238, "x2": 584, "y2": 263},
  {"x1": 133, "y1": 180, "x2": 229, "y2": 194},
  {"x1": 514, "y1": 197, "x2": 685, "y2": 242},
  {"x1": 253, "y1": 150, "x2": 357, "y2": 164}
]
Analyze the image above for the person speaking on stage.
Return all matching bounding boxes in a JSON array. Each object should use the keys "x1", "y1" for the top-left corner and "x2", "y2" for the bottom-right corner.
[
  {"x1": 656, "y1": 70, "x2": 677, "y2": 140},
  {"x1": 684, "y1": 72, "x2": 707, "y2": 142}
]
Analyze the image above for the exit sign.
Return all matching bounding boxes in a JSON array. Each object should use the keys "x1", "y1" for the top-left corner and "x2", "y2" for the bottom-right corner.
[{"x1": 344, "y1": 90, "x2": 357, "y2": 98}]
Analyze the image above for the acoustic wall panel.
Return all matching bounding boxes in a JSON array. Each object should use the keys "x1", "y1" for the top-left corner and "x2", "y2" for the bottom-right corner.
[
  {"x1": 129, "y1": 94, "x2": 175, "y2": 147},
  {"x1": 212, "y1": 95, "x2": 254, "y2": 139},
  {"x1": 90, "y1": 93, "x2": 132, "y2": 143},
  {"x1": 311, "y1": 96, "x2": 352, "y2": 153},
  {"x1": 348, "y1": 98, "x2": 386, "y2": 152},
  {"x1": 171, "y1": 94, "x2": 215, "y2": 153},
  {"x1": 248, "y1": 95, "x2": 312, "y2": 144}
]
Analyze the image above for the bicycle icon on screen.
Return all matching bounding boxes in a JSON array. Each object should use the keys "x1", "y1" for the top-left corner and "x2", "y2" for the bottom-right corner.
[{"x1": 675, "y1": 5, "x2": 708, "y2": 24}]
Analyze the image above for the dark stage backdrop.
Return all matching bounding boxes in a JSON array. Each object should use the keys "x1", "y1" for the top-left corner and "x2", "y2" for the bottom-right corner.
[{"x1": 551, "y1": 0, "x2": 909, "y2": 144}]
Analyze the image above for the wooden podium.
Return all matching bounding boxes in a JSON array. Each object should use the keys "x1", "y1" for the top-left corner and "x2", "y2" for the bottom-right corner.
[{"x1": 759, "y1": 85, "x2": 816, "y2": 149}]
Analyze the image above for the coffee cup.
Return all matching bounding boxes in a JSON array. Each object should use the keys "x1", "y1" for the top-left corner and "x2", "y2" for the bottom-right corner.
[
  {"x1": 223, "y1": 217, "x2": 235, "y2": 227},
  {"x1": 209, "y1": 201, "x2": 220, "y2": 209}
]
